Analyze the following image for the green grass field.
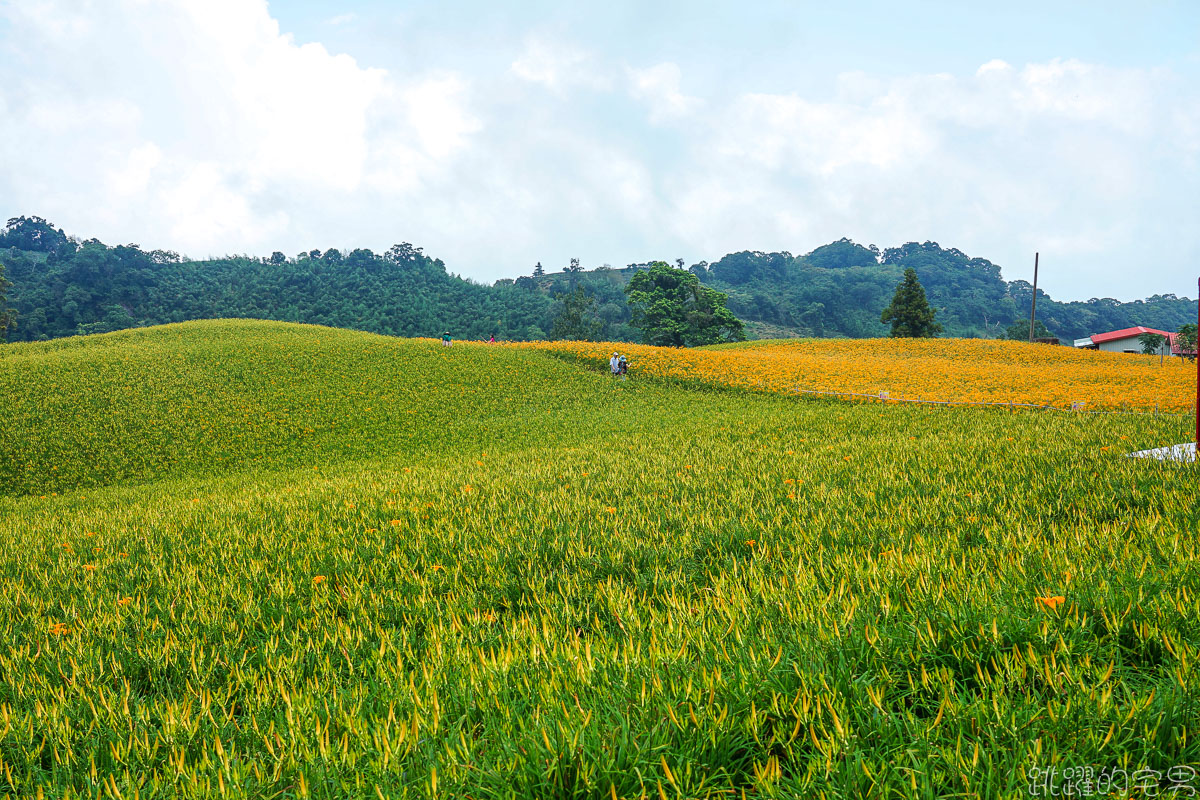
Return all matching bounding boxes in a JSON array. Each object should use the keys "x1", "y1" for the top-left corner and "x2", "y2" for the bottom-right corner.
[{"x1": 1, "y1": 320, "x2": 1197, "y2": 799}]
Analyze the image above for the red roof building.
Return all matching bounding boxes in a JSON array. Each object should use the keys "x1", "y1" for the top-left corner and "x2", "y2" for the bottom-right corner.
[
  {"x1": 1168, "y1": 331, "x2": 1197, "y2": 357},
  {"x1": 1074, "y1": 326, "x2": 1176, "y2": 355}
]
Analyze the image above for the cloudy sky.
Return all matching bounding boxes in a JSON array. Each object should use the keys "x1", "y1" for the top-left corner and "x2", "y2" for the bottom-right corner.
[{"x1": 0, "y1": 1, "x2": 1196, "y2": 300}]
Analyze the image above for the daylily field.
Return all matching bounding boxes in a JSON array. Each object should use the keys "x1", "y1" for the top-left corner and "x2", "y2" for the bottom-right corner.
[
  {"x1": 530, "y1": 338, "x2": 1196, "y2": 411},
  {"x1": 0, "y1": 320, "x2": 1196, "y2": 799}
]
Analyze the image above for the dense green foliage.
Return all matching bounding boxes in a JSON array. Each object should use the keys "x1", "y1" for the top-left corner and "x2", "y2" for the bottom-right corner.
[
  {"x1": 1, "y1": 216, "x2": 1194, "y2": 346},
  {"x1": 881, "y1": 268, "x2": 942, "y2": 338},
  {"x1": 1139, "y1": 332, "x2": 1168, "y2": 355},
  {"x1": 548, "y1": 286, "x2": 603, "y2": 341},
  {"x1": 625, "y1": 262, "x2": 744, "y2": 346},
  {"x1": 1177, "y1": 323, "x2": 1197, "y2": 359},
  {"x1": 0, "y1": 321, "x2": 1196, "y2": 798},
  {"x1": 0, "y1": 257, "x2": 14, "y2": 338},
  {"x1": 1004, "y1": 319, "x2": 1054, "y2": 341},
  {"x1": 1, "y1": 217, "x2": 550, "y2": 343}
]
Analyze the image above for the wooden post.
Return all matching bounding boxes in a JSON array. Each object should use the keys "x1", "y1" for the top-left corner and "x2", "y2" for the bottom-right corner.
[{"x1": 1028, "y1": 253, "x2": 1039, "y2": 343}]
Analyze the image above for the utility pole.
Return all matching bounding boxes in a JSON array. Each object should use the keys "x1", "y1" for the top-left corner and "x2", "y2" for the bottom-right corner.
[
  {"x1": 1028, "y1": 252, "x2": 1039, "y2": 343},
  {"x1": 1195, "y1": 277, "x2": 1199, "y2": 447}
]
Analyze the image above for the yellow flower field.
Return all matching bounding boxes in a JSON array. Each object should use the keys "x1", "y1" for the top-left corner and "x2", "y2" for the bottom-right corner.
[{"x1": 528, "y1": 337, "x2": 1196, "y2": 411}]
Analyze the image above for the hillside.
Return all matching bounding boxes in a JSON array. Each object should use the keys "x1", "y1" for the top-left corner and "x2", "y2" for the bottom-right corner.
[
  {"x1": 0, "y1": 320, "x2": 627, "y2": 496},
  {"x1": 2, "y1": 216, "x2": 1193, "y2": 345},
  {"x1": 0, "y1": 320, "x2": 1196, "y2": 796}
]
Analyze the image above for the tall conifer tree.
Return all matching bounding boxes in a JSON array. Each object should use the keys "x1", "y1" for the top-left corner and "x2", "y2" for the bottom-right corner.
[{"x1": 881, "y1": 268, "x2": 941, "y2": 338}]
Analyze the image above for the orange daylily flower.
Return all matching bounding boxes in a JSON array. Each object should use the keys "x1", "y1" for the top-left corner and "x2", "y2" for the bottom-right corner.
[{"x1": 1036, "y1": 596, "x2": 1066, "y2": 611}]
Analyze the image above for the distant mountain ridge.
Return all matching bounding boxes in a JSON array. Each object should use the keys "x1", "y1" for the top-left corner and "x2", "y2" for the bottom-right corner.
[{"x1": 1, "y1": 215, "x2": 1193, "y2": 344}]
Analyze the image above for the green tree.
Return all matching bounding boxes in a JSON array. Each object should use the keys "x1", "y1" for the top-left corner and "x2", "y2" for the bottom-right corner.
[
  {"x1": 1138, "y1": 332, "x2": 1167, "y2": 355},
  {"x1": 78, "y1": 304, "x2": 137, "y2": 336},
  {"x1": 881, "y1": 268, "x2": 942, "y2": 338},
  {"x1": 1176, "y1": 323, "x2": 1197, "y2": 361},
  {"x1": 804, "y1": 238, "x2": 879, "y2": 269},
  {"x1": 548, "y1": 286, "x2": 603, "y2": 341},
  {"x1": 0, "y1": 215, "x2": 73, "y2": 256},
  {"x1": 1004, "y1": 319, "x2": 1053, "y2": 341},
  {"x1": 625, "y1": 261, "x2": 744, "y2": 346},
  {"x1": 532, "y1": 262, "x2": 545, "y2": 277},
  {"x1": 0, "y1": 260, "x2": 15, "y2": 340}
]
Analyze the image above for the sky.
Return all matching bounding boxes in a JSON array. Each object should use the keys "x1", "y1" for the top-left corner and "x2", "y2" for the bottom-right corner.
[{"x1": 0, "y1": 1, "x2": 1197, "y2": 301}]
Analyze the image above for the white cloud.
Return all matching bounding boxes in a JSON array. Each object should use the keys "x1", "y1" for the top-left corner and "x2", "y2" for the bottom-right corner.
[
  {"x1": 161, "y1": 162, "x2": 290, "y2": 247},
  {"x1": 713, "y1": 91, "x2": 937, "y2": 174},
  {"x1": 327, "y1": 13, "x2": 357, "y2": 26},
  {"x1": 975, "y1": 59, "x2": 1012, "y2": 77},
  {"x1": 670, "y1": 59, "x2": 1198, "y2": 299},
  {"x1": 510, "y1": 35, "x2": 611, "y2": 92},
  {"x1": 0, "y1": 0, "x2": 476, "y2": 255},
  {"x1": 627, "y1": 63, "x2": 700, "y2": 123},
  {"x1": 107, "y1": 143, "x2": 163, "y2": 197}
]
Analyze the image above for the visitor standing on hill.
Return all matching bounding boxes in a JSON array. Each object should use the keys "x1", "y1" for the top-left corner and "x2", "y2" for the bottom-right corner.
[
  {"x1": 442, "y1": 331, "x2": 452, "y2": 347},
  {"x1": 489, "y1": 334, "x2": 496, "y2": 343},
  {"x1": 618, "y1": 354, "x2": 628, "y2": 379},
  {"x1": 610, "y1": 352, "x2": 620, "y2": 376}
]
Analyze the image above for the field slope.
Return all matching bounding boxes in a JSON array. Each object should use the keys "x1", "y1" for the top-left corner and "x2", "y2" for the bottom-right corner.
[{"x1": 0, "y1": 320, "x2": 1197, "y2": 799}]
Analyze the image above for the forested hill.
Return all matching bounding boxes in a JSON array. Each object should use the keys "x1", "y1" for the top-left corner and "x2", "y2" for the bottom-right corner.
[
  {"x1": 698, "y1": 240, "x2": 1194, "y2": 341},
  {"x1": 1, "y1": 216, "x2": 1193, "y2": 344}
]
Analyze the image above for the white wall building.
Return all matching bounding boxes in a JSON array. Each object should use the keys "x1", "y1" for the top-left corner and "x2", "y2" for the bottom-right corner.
[{"x1": 1073, "y1": 326, "x2": 1172, "y2": 355}]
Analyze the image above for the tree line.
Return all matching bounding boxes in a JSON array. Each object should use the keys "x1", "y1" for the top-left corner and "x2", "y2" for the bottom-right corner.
[{"x1": 0, "y1": 216, "x2": 1193, "y2": 347}]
